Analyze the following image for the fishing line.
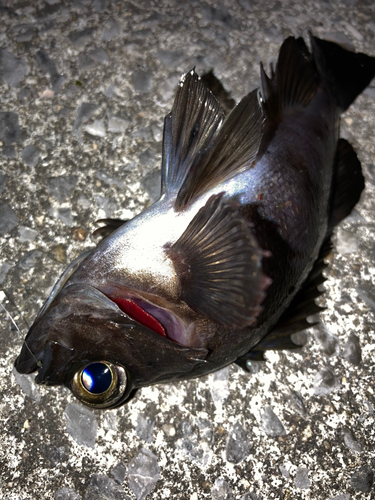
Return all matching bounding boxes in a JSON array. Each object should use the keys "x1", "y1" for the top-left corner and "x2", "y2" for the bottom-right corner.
[{"x1": 0, "y1": 290, "x2": 42, "y2": 368}]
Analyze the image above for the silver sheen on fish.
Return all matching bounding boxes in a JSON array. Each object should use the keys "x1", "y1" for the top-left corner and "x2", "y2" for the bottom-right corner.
[{"x1": 15, "y1": 35, "x2": 375, "y2": 409}]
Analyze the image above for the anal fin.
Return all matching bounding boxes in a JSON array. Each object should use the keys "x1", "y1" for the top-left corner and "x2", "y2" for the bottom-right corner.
[
  {"x1": 236, "y1": 239, "x2": 332, "y2": 370},
  {"x1": 166, "y1": 193, "x2": 270, "y2": 328}
]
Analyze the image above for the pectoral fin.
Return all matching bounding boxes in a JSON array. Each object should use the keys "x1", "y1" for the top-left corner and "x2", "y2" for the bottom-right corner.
[{"x1": 166, "y1": 193, "x2": 270, "y2": 328}]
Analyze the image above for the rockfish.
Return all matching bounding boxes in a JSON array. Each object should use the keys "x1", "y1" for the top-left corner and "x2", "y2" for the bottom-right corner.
[{"x1": 15, "y1": 35, "x2": 375, "y2": 408}]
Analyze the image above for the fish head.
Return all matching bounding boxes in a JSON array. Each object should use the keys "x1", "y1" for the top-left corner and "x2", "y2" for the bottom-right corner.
[{"x1": 14, "y1": 282, "x2": 209, "y2": 409}]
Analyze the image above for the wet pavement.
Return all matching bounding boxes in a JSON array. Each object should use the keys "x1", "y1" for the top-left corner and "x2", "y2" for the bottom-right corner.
[{"x1": 0, "y1": 0, "x2": 374, "y2": 499}]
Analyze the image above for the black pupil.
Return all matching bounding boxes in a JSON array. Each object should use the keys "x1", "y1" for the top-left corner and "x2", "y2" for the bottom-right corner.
[{"x1": 82, "y1": 363, "x2": 112, "y2": 394}]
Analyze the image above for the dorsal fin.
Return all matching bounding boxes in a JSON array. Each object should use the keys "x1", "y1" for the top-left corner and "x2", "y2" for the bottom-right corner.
[
  {"x1": 260, "y1": 36, "x2": 319, "y2": 122},
  {"x1": 161, "y1": 70, "x2": 225, "y2": 197},
  {"x1": 175, "y1": 89, "x2": 264, "y2": 210}
]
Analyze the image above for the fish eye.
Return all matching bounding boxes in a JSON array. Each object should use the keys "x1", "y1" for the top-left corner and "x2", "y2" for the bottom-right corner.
[{"x1": 71, "y1": 361, "x2": 127, "y2": 408}]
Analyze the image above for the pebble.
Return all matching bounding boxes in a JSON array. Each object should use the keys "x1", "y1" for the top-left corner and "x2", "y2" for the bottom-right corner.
[
  {"x1": 78, "y1": 53, "x2": 98, "y2": 72},
  {"x1": 18, "y1": 249, "x2": 43, "y2": 270},
  {"x1": 138, "y1": 147, "x2": 155, "y2": 167},
  {"x1": 21, "y1": 144, "x2": 40, "y2": 167},
  {"x1": 140, "y1": 169, "x2": 161, "y2": 204},
  {"x1": 107, "y1": 116, "x2": 129, "y2": 134},
  {"x1": 157, "y1": 49, "x2": 185, "y2": 67},
  {"x1": 54, "y1": 487, "x2": 82, "y2": 500},
  {"x1": 127, "y1": 448, "x2": 160, "y2": 500},
  {"x1": 94, "y1": 195, "x2": 118, "y2": 217},
  {"x1": 93, "y1": 0, "x2": 108, "y2": 12},
  {"x1": 136, "y1": 413, "x2": 155, "y2": 442},
  {"x1": 313, "y1": 368, "x2": 340, "y2": 396},
  {"x1": 211, "y1": 478, "x2": 233, "y2": 500},
  {"x1": 341, "y1": 333, "x2": 362, "y2": 365},
  {"x1": 158, "y1": 75, "x2": 180, "y2": 102},
  {"x1": 336, "y1": 227, "x2": 359, "y2": 254},
  {"x1": 96, "y1": 170, "x2": 124, "y2": 189},
  {"x1": 240, "y1": 494, "x2": 261, "y2": 500},
  {"x1": 0, "y1": 202, "x2": 18, "y2": 235},
  {"x1": 35, "y1": 50, "x2": 66, "y2": 91},
  {"x1": 15, "y1": 28, "x2": 35, "y2": 43},
  {"x1": 57, "y1": 207, "x2": 74, "y2": 226},
  {"x1": 1, "y1": 49, "x2": 28, "y2": 87},
  {"x1": 45, "y1": 445, "x2": 68, "y2": 467},
  {"x1": 350, "y1": 465, "x2": 373, "y2": 493},
  {"x1": 19, "y1": 226, "x2": 38, "y2": 242},
  {"x1": 104, "y1": 84, "x2": 117, "y2": 98},
  {"x1": 209, "y1": 366, "x2": 229, "y2": 407},
  {"x1": 84, "y1": 473, "x2": 125, "y2": 500},
  {"x1": 0, "y1": 112, "x2": 21, "y2": 145},
  {"x1": 0, "y1": 262, "x2": 11, "y2": 284},
  {"x1": 85, "y1": 119, "x2": 106, "y2": 137},
  {"x1": 132, "y1": 70, "x2": 152, "y2": 93},
  {"x1": 12, "y1": 368, "x2": 41, "y2": 402},
  {"x1": 47, "y1": 175, "x2": 78, "y2": 203},
  {"x1": 260, "y1": 406, "x2": 286, "y2": 437},
  {"x1": 342, "y1": 427, "x2": 363, "y2": 453},
  {"x1": 77, "y1": 194, "x2": 91, "y2": 210},
  {"x1": 73, "y1": 103, "x2": 99, "y2": 139},
  {"x1": 64, "y1": 403, "x2": 98, "y2": 448},
  {"x1": 226, "y1": 421, "x2": 251, "y2": 464},
  {"x1": 110, "y1": 462, "x2": 126, "y2": 484},
  {"x1": 50, "y1": 243, "x2": 67, "y2": 263},
  {"x1": 176, "y1": 419, "x2": 210, "y2": 467},
  {"x1": 294, "y1": 467, "x2": 311, "y2": 489},
  {"x1": 68, "y1": 28, "x2": 94, "y2": 47},
  {"x1": 1, "y1": 145, "x2": 17, "y2": 159},
  {"x1": 314, "y1": 325, "x2": 340, "y2": 357},
  {"x1": 18, "y1": 87, "x2": 33, "y2": 102},
  {"x1": 87, "y1": 47, "x2": 109, "y2": 64},
  {"x1": 102, "y1": 18, "x2": 121, "y2": 41},
  {"x1": 0, "y1": 172, "x2": 7, "y2": 194},
  {"x1": 201, "y1": 4, "x2": 240, "y2": 29},
  {"x1": 287, "y1": 390, "x2": 307, "y2": 418}
]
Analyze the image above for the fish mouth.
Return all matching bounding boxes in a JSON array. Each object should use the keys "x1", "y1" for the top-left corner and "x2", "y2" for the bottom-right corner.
[{"x1": 101, "y1": 287, "x2": 196, "y2": 347}]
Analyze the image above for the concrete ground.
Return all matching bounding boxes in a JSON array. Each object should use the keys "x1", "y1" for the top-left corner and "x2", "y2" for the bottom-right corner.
[{"x1": 0, "y1": 0, "x2": 374, "y2": 499}]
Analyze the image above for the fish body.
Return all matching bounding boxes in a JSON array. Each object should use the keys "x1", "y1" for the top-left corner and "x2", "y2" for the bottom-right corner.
[{"x1": 15, "y1": 35, "x2": 374, "y2": 408}]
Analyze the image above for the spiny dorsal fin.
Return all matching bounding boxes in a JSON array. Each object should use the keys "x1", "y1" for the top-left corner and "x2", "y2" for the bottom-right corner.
[
  {"x1": 161, "y1": 70, "x2": 225, "y2": 196},
  {"x1": 260, "y1": 37, "x2": 319, "y2": 122},
  {"x1": 175, "y1": 89, "x2": 264, "y2": 210},
  {"x1": 328, "y1": 138, "x2": 365, "y2": 232},
  {"x1": 165, "y1": 193, "x2": 270, "y2": 328},
  {"x1": 310, "y1": 34, "x2": 375, "y2": 111}
]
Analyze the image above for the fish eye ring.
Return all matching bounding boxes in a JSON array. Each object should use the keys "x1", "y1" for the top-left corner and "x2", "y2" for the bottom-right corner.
[{"x1": 71, "y1": 361, "x2": 127, "y2": 408}]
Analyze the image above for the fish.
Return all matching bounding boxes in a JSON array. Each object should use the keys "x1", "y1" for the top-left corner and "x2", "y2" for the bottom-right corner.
[{"x1": 15, "y1": 35, "x2": 375, "y2": 409}]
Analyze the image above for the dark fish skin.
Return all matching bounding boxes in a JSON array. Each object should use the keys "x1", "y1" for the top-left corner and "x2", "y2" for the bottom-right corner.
[{"x1": 15, "y1": 35, "x2": 374, "y2": 409}]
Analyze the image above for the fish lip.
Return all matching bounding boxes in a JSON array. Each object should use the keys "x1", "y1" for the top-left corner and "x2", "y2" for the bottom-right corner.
[
  {"x1": 97, "y1": 285, "x2": 196, "y2": 346},
  {"x1": 14, "y1": 352, "x2": 40, "y2": 374}
]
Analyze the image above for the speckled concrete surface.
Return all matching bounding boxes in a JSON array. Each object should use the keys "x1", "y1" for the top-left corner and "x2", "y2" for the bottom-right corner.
[{"x1": 0, "y1": 1, "x2": 374, "y2": 499}]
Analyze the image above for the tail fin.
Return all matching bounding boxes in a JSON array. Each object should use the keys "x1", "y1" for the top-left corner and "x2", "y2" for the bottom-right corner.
[{"x1": 310, "y1": 34, "x2": 375, "y2": 111}]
